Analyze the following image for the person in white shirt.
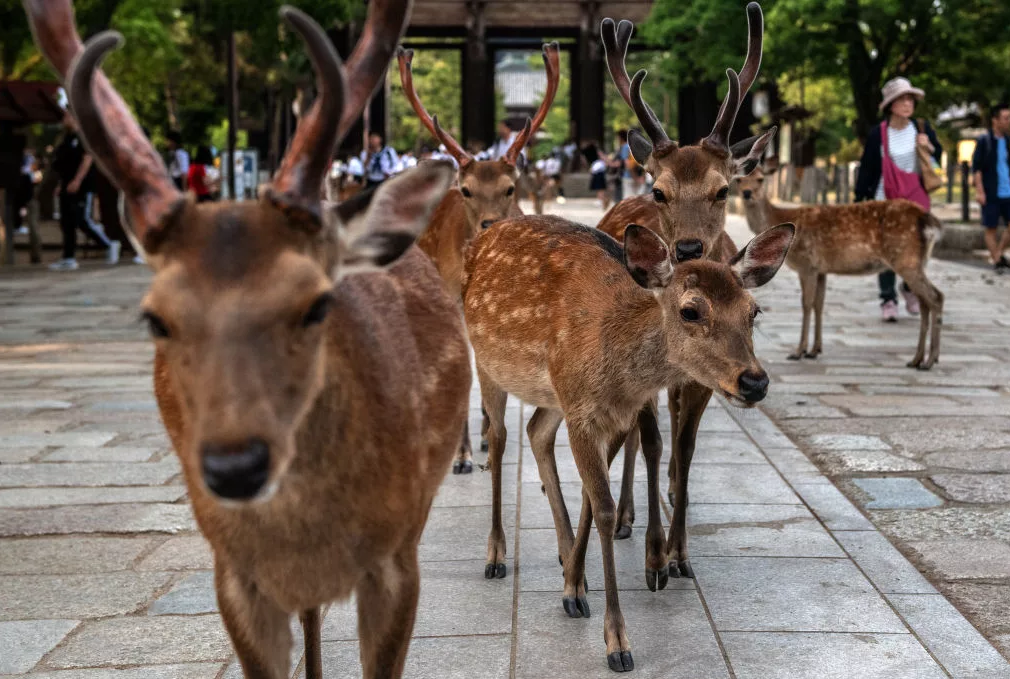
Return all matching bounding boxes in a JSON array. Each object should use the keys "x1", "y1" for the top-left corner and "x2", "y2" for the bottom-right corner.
[
  {"x1": 361, "y1": 132, "x2": 398, "y2": 188},
  {"x1": 166, "y1": 131, "x2": 189, "y2": 191}
]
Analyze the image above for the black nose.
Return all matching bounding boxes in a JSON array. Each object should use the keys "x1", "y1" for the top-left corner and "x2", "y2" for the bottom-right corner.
[
  {"x1": 481, "y1": 219, "x2": 494, "y2": 230},
  {"x1": 738, "y1": 371, "x2": 769, "y2": 403},
  {"x1": 674, "y1": 239, "x2": 704, "y2": 262},
  {"x1": 201, "y1": 438, "x2": 271, "y2": 500},
  {"x1": 742, "y1": 190, "x2": 752, "y2": 200}
]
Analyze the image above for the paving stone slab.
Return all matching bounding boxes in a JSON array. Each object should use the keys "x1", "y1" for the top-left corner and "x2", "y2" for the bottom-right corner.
[
  {"x1": 833, "y1": 531, "x2": 936, "y2": 595},
  {"x1": 690, "y1": 433, "x2": 765, "y2": 464},
  {"x1": 0, "y1": 447, "x2": 44, "y2": 464},
  {"x1": 695, "y1": 556, "x2": 907, "y2": 633},
  {"x1": 689, "y1": 464, "x2": 799, "y2": 505},
  {"x1": 43, "y1": 615, "x2": 233, "y2": 668},
  {"x1": 720, "y1": 631, "x2": 946, "y2": 679},
  {"x1": 871, "y1": 507, "x2": 1010, "y2": 542},
  {"x1": 930, "y1": 473, "x2": 1010, "y2": 503},
  {"x1": 138, "y1": 535, "x2": 215, "y2": 571},
  {"x1": 907, "y1": 539, "x2": 1010, "y2": 580},
  {"x1": 688, "y1": 504, "x2": 844, "y2": 558},
  {"x1": 0, "y1": 461, "x2": 180, "y2": 488},
  {"x1": 149, "y1": 571, "x2": 217, "y2": 615},
  {"x1": 0, "y1": 503, "x2": 196, "y2": 536},
  {"x1": 432, "y1": 464, "x2": 517, "y2": 507},
  {"x1": 0, "y1": 536, "x2": 153, "y2": 575},
  {"x1": 806, "y1": 434, "x2": 892, "y2": 451},
  {"x1": 939, "y1": 583, "x2": 1010, "y2": 637},
  {"x1": 42, "y1": 447, "x2": 158, "y2": 463},
  {"x1": 852, "y1": 478, "x2": 943, "y2": 510},
  {"x1": 22, "y1": 664, "x2": 225, "y2": 679},
  {"x1": 0, "y1": 619, "x2": 78, "y2": 674},
  {"x1": 925, "y1": 450, "x2": 1010, "y2": 473},
  {"x1": 0, "y1": 433, "x2": 115, "y2": 448},
  {"x1": 813, "y1": 449, "x2": 926, "y2": 474},
  {"x1": 891, "y1": 430, "x2": 1010, "y2": 455},
  {"x1": 0, "y1": 486, "x2": 186, "y2": 508},
  {"x1": 318, "y1": 634, "x2": 510, "y2": 679},
  {"x1": 890, "y1": 594, "x2": 1010, "y2": 678},
  {"x1": 0, "y1": 572, "x2": 172, "y2": 620}
]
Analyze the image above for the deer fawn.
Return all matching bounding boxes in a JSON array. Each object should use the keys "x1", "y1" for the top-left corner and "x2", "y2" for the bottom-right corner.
[
  {"x1": 397, "y1": 43, "x2": 560, "y2": 473},
  {"x1": 463, "y1": 216, "x2": 793, "y2": 671},
  {"x1": 24, "y1": 2, "x2": 472, "y2": 678},
  {"x1": 738, "y1": 166, "x2": 944, "y2": 369},
  {"x1": 596, "y1": 4, "x2": 776, "y2": 578}
]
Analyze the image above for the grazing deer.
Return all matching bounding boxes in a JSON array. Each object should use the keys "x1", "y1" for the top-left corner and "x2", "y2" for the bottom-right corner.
[
  {"x1": 24, "y1": 2, "x2": 471, "y2": 678},
  {"x1": 596, "y1": 5, "x2": 775, "y2": 578},
  {"x1": 463, "y1": 215, "x2": 793, "y2": 671},
  {"x1": 397, "y1": 43, "x2": 560, "y2": 473},
  {"x1": 738, "y1": 166, "x2": 944, "y2": 369}
]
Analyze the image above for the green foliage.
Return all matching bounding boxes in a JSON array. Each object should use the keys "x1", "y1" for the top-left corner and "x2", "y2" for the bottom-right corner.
[
  {"x1": 387, "y1": 48, "x2": 462, "y2": 152},
  {"x1": 524, "y1": 49, "x2": 571, "y2": 157},
  {"x1": 604, "y1": 50, "x2": 677, "y2": 148}
]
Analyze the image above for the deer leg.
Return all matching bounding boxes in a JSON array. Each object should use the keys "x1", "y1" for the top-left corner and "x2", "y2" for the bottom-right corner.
[
  {"x1": 480, "y1": 406, "x2": 490, "y2": 452},
  {"x1": 453, "y1": 418, "x2": 473, "y2": 474},
  {"x1": 566, "y1": 425, "x2": 634, "y2": 672},
  {"x1": 215, "y1": 565, "x2": 292, "y2": 679},
  {"x1": 614, "y1": 425, "x2": 640, "y2": 540},
  {"x1": 666, "y1": 384, "x2": 713, "y2": 579},
  {"x1": 666, "y1": 386, "x2": 682, "y2": 507},
  {"x1": 637, "y1": 403, "x2": 668, "y2": 592},
  {"x1": 901, "y1": 270, "x2": 944, "y2": 370},
  {"x1": 356, "y1": 548, "x2": 421, "y2": 679},
  {"x1": 526, "y1": 407, "x2": 573, "y2": 565},
  {"x1": 300, "y1": 607, "x2": 323, "y2": 679},
  {"x1": 479, "y1": 370, "x2": 510, "y2": 579},
  {"x1": 788, "y1": 272, "x2": 816, "y2": 360},
  {"x1": 808, "y1": 273, "x2": 827, "y2": 358}
]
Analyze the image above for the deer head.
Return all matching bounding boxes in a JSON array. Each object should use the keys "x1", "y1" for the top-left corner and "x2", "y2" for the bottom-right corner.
[
  {"x1": 623, "y1": 222, "x2": 795, "y2": 405},
  {"x1": 397, "y1": 42, "x2": 560, "y2": 231},
  {"x1": 602, "y1": 2, "x2": 776, "y2": 262},
  {"x1": 736, "y1": 164, "x2": 768, "y2": 203},
  {"x1": 24, "y1": 0, "x2": 454, "y2": 502}
]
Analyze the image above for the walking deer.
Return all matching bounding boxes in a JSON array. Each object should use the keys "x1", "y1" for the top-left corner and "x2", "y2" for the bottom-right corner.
[
  {"x1": 738, "y1": 166, "x2": 944, "y2": 369},
  {"x1": 24, "y1": 2, "x2": 471, "y2": 678},
  {"x1": 463, "y1": 216, "x2": 793, "y2": 671},
  {"x1": 597, "y1": 4, "x2": 775, "y2": 578},
  {"x1": 397, "y1": 43, "x2": 560, "y2": 472}
]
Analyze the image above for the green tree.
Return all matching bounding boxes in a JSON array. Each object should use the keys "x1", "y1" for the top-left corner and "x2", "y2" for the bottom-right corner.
[
  {"x1": 604, "y1": 50, "x2": 677, "y2": 148},
  {"x1": 387, "y1": 48, "x2": 462, "y2": 152}
]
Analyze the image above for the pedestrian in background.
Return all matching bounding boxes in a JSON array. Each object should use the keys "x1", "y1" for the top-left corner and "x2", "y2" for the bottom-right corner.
[
  {"x1": 166, "y1": 131, "x2": 190, "y2": 191},
  {"x1": 972, "y1": 102, "x2": 1010, "y2": 273}
]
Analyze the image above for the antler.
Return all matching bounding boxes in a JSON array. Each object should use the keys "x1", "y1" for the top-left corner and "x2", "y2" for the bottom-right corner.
[
  {"x1": 338, "y1": 0, "x2": 413, "y2": 140},
  {"x1": 703, "y1": 69, "x2": 740, "y2": 151},
  {"x1": 268, "y1": 6, "x2": 346, "y2": 226},
  {"x1": 396, "y1": 47, "x2": 472, "y2": 166},
  {"x1": 504, "y1": 42, "x2": 561, "y2": 165},
  {"x1": 24, "y1": 0, "x2": 183, "y2": 249},
  {"x1": 703, "y1": 2, "x2": 763, "y2": 151},
  {"x1": 600, "y1": 18, "x2": 671, "y2": 155}
]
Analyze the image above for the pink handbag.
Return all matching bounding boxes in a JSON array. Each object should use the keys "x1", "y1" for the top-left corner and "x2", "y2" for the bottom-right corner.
[{"x1": 880, "y1": 121, "x2": 930, "y2": 211}]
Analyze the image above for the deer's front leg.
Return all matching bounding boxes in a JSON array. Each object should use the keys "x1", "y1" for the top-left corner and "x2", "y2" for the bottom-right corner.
[
  {"x1": 809, "y1": 273, "x2": 827, "y2": 358},
  {"x1": 526, "y1": 407, "x2": 573, "y2": 564},
  {"x1": 788, "y1": 272, "x2": 816, "y2": 360},
  {"x1": 666, "y1": 386, "x2": 682, "y2": 507},
  {"x1": 614, "y1": 425, "x2": 640, "y2": 540},
  {"x1": 215, "y1": 564, "x2": 292, "y2": 679},
  {"x1": 356, "y1": 548, "x2": 421, "y2": 679},
  {"x1": 453, "y1": 418, "x2": 473, "y2": 474},
  {"x1": 637, "y1": 403, "x2": 668, "y2": 592},
  {"x1": 666, "y1": 384, "x2": 713, "y2": 579},
  {"x1": 479, "y1": 373, "x2": 509, "y2": 579}
]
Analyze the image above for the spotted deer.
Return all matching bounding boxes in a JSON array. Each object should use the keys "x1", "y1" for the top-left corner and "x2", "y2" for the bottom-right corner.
[
  {"x1": 463, "y1": 216, "x2": 793, "y2": 672},
  {"x1": 23, "y1": 2, "x2": 471, "y2": 678},
  {"x1": 596, "y1": 4, "x2": 776, "y2": 579},
  {"x1": 738, "y1": 165, "x2": 944, "y2": 369},
  {"x1": 397, "y1": 43, "x2": 560, "y2": 472}
]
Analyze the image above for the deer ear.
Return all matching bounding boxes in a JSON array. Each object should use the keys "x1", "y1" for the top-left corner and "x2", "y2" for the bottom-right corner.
[
  {"x1": 628, "y1": 129, "x2": 653, "y2": 166},
  {"x1": 731, "y1": 126, "x2": 776, "y2": 178},
  {"x1": 730, "y1": 222, "x2": 794, "y2": 289},
  {"x1": 623, "y1": 224, "x2": 673, "y2": 288},
  {"x1": 336, "y1": 160, "x2": 454, "y2": 277}
]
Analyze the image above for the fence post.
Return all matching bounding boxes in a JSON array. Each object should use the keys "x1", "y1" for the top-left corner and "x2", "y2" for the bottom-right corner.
[
  {"x1": 961, "y1": 161, "x2": 970, "y2": 222},
  {"x1": 946, "y1": 158, "x2": 956, "y2": 205}
]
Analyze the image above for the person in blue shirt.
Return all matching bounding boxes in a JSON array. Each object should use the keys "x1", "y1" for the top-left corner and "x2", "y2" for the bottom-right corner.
[
  {"x1": 611, "y1": 129, "x2": 630, "y2": 203},
  {"x1": 972, "y1": 103, "x2": 1010, "y2": 272}
]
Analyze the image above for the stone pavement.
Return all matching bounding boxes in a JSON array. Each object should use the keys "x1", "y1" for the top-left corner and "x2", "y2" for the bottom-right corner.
[{"x1": 0, "y1": 200, "x2": 1008, "y2": 678}]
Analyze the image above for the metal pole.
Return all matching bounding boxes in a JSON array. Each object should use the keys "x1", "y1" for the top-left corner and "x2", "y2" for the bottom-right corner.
[
  {"x1": 227, "y1": 32, "x2": 238, "y2": 200},
  {"x1": 961, "y1": 161, "x2": 970, "y2": 222}
]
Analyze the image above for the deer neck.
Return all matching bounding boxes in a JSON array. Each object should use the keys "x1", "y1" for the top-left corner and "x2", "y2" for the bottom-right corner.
[
  {"x1": 742, "y1": 194, "x2": 774, "y2": 236},
  {"x1": 605, "y1": 291, "x2": 689, "y2": 394}
]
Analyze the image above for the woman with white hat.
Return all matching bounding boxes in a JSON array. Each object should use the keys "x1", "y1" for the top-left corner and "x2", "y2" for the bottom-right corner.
[{"x1": 855, "y1": 76, "x2": 943, "y2": 323}]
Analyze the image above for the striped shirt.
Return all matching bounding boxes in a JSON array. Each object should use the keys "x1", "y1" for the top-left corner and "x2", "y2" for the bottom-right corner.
[{"x1": 875, "y1": 124, "x2": 918, "y2": 200}]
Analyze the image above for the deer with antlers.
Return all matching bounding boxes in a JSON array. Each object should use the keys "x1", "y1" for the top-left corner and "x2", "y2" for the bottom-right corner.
[
  {"x1": 464, "y1": 212, "x2": 794, "y2": 671},
  {"x1": 595, "y1": 4, "x2": 776, "y2": 580},
  {"x1": 397, "y1": 43, "x2": 560, "y2": 473},
  {"x1": 23, "y1": 2, "x2": 472, "y2": 678},
  {"x1": 738, "y1": 165, "x2": 944, "y2": 368}
]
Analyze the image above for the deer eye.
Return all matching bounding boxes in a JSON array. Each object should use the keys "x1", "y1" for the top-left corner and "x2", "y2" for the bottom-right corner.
[
  {"x1": 461, "y1": 187, "x2": 472, "y2": 198},
  {"x1": 302, "y1": 294, "x2": 334, "y2": 328},
  {"x1": 680, "y1": 308, "x2": 701, "y2": 322},
  {"x1": 652, "y1": 188, "x2": 667, "y2": 203},
  {"x1": 141, "y1": 311, "x2": 170, "y2": 339},
  {"x1": 715, "y1": 186, "x2": 729, "y2": 201},
  {"x1": 506, "y1": 185, "x2": 515, "y2": 197}
]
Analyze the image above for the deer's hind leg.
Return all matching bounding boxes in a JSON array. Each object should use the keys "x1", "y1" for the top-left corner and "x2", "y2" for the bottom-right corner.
[
  {"x1": 215, "y1": 565, "x2": 292, "y2": 679},
  {"x1": 478, "y1": 368, "x2": 510, "y2": 579},
  {"x1": 615, "y1": 424, "x2": 641, "y2": 540},
  {"x1": 788, "y1": 271, "x2": 817, "y2": 360},
  {"x1": 526, "y1": 407, "x2": 572, "y2": 565},
  {"x1": 667, "y1": 383, "x2": 713, "y2": 579},
  {"x1": 900, "y1": 269, "x2": 944, "y2": 370},
  {"x1": 356, "y1": 545, "x2": 422, "y2": 679},
  {"x1": 808, "y1": 273, "x2": 827, "y2": 358},
  {"x1": 453, "y1": 418, "x2": 473, "y2": 474},
  {"x1": 300, "y1": 607, "x2": 323, "y2": 679}
]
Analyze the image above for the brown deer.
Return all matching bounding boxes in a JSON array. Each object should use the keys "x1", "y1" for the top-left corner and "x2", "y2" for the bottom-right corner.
[
  {"x1": 596, "y1": 5, "x2": 775, "y2": 579},
  {"x1": 24, "y1": 2, "x2": 471, "y2": 678},
  {"x1": 397, "y1": 43, "x2": 560, "y2": 473},
  {"x1": 463, "y1": 216, "x2": 794, "y2": 671},
  {"x1": 738, "y1": 166, "x2": 944, "y2": 369}
]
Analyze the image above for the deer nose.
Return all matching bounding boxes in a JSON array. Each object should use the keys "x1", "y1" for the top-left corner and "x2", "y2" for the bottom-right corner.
[
  {"x1": 742, "y1": 189, "x2": 752, "y2": 200},
  {"x1": 480, "y1": 219, "x2": 494, "y2": 230},
  {"x1": 201, "y1": 438, "x2": 271, "y2": 500},
  {"x1": 674, "y1": 239, "x2": 704, "y2": 262},
  {"x1": 737, "y1": 371, "x2": 769, "y2": 403}
]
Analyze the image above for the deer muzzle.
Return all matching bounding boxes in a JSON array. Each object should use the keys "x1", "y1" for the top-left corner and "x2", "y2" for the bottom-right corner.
[{"x1": 200, "y1": 438, "x2": 272, "y2": 501}]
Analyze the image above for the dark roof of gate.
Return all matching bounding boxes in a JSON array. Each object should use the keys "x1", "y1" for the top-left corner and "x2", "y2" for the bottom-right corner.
[
  {"x1": 410, "y1": 0, "x2": 653, "y2": 29},
  {"x1": 0, "y1": 81, "x2": 64, "y2": 125}
]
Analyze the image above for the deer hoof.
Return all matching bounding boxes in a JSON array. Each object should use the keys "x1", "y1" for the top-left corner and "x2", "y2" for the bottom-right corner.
[
  {"x1": 906, "y1": 359, "x2": 923, "y2": 369},
  {"x1": 678, "y1": 560, "x2": 695, "y2": 579},
  {"x1": 645, "y1": 565, "x2": 668, "y2": 592},
  {"x1": 787, "y1": 352, "x2": 803, "y2": 361},
  {"x1": 480, "y1": 438, "x2": 489, "y2": 452},
  {"x1": 452, "y1": 460, "x2": 473, "y2": 474},
  {"x1": 607, "y1": 651, "x2": 634, "y2": 672},
  {"x1": 562, "y1": 595, "x2": 590, "y2": 619},
  {"x1": 803, "y1": 352, "x2": 819, "y2": 359},
  {"x1": 614, "y1": 524, "x2": 633, "y2": 540},
  {"x1": 485, "y1": 563, "x2": 506, "y2": 579},
  {"x1": 667, "y1": 490, "x2": 676, "y2": 507}
]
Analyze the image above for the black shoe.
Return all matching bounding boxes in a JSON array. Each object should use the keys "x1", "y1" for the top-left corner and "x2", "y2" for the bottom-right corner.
[{"x1": 995, "y1": 256, "x2": 1009, "y2": 274}]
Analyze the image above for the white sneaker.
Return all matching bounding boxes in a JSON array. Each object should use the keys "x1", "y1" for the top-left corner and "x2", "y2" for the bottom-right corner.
[
  {"x1": 556, "y1": 196, "x2": 567, "y2": 204},
  {"x1": 132, "y1": 254, "x2": 145, "y2": 265},
  {"x1": 106, "y1": 240, "x2": 121, "y2": 264},
  {"x1": 16, "y1": 226, "x2": 29, "y2": 235},
  {"x1": 48, "y1": 258, "x2": 79, "y2": 271}
]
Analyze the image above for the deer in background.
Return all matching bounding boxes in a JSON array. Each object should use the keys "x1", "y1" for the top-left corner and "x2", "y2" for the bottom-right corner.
[
  {"x1": 463, "y1": 214, "x2": 794, "y2": 672},
  {"x1": 596, "y1": 4, "x2": 776, "y2": 579},
  {"x1": 397, "y1": 43, "x2": 560, "y2": 473},
  {"x1": 738, "y1": 166, "x2": 944, "y2": 369},
  {"x1": 24, "y1": 2, "x2": 471, "y2": 678}
]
